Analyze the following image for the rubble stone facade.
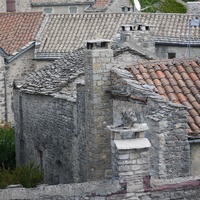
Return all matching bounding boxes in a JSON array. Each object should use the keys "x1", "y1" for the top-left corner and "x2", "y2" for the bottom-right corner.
[{"x1": 11, "y1": 39, "x2": 200, "y2": 199}]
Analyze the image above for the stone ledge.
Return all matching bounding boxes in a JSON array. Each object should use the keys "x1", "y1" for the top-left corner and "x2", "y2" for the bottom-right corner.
[{"x1": 114, "y1": 138, "x2": 151, "y2": 150}]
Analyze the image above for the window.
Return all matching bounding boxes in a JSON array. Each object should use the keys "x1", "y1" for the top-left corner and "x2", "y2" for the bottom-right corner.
[
  {"x1": 121, "y1": 7, "x2": 125, "y2": 12},
  {"x1": 35, "y1": 149, "x2": 43, "y2": 170},
  {"x1": 69, "y1": 6, "x2": 78, "y2": 13},
  {"x1": 44, "y1": 7, "x2": 53, "y2": 14},
  {"x1": 168, "y1": 53, "x2": 176, "y2": 59},
  {"x1": 6, "y1": 0, "x2": 16, "y2": 12}
]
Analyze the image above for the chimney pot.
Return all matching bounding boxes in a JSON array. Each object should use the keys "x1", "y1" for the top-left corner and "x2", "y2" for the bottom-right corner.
[{"x1": 87, "y1": 39, "x2": 111, "y2": 50}]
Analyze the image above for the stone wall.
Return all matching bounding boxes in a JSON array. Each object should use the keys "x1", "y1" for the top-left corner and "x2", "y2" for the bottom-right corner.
[
  {"x1": 13, "y1": 90, "x2": 86, "y2": 184},
  {"x1": 187, "y1": 2, "x2": 200, "y2": 14},
  {"x1": 156, "y1": 45, "x2": 200, "y2": 59},
  {"x1": 0, "y1": 55, "x2": 5, "y2": 121},
  {"x1": 5, "y1": 47, "x2": 37, "y2": 123},
  {"x1": 84, "y1": 40, "x2": 113, "y2": 181},
  {"x1": 190, "y1": 142, "x2": 200, "y2": 176},
  {"x1": 110, "y1": 67, "x2": 190, "y2": 179},
  {"x1": 0, "y1": 0, "x2": 6, "y2": 12},
  {"x1": 107, "y1": 0, "x2": 132, "y2": 13}
]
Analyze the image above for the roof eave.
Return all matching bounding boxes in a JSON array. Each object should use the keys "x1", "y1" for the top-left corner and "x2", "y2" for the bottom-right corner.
[{"x1": 5, "y1": 42, "x2": 35, "y2": 64}]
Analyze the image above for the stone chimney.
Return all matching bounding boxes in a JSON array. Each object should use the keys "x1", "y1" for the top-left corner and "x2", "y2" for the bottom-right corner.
[
  {"x1": 119, "y1": 23, "x2": 156, "y2": 57},
  {"x1": 84, "y1": 39, "x2": 113, "y2": 181}
]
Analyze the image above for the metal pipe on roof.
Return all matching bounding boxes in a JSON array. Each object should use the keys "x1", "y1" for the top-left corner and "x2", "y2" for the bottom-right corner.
[{"x1": 3, "y1": 63, "x2": 9, "y2": 123}]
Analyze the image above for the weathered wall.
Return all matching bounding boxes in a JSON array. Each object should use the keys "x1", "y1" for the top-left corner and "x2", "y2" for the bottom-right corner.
[
  {"x1": 6, "y1": 47, "x2": 37, "y2": 123},
  {"x1": 187, "y1": 2, "x2": 200, "y2": 14},
  {"x1": 107, "y1": 0, "x2": 132, "y2": 13},
  {"x1": 118, "y1": 25, "x2": 156, "y2": 59},
  {"x1": 0, "y1": 55, "x2": 5, "y2": 121},
  {"x1": 111, "y1": 67, "x2": 190, "y2": 179},
  {"x1": 0, "y1": 0, "x2": 6, "y2": 12},
  {"x1": 190, "y1": 142, "x2": 200, "y2": 176},
  {"x1": 84, "y1": 42, "x2": 113, "y2": 181},
  {"x1": 13, "y1": 90, "x2": 86, "y2": 184},
  {"x1": 35, "y1": 60, "x2": 54, "y2": 70},
  {"x1": 114, "y1": 51, "x2": 149, "y2": 66},
  {"x1": 156, "y1": 45, "x2": 200, "y2": 59},
  {"x1": 25, "y1": 4, "x2": 90, "y2": 13}
]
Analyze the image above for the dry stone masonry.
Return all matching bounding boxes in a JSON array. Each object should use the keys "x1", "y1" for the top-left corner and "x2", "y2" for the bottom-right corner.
[
  {"x1": 84, "y1": 39, "x2": 113, "y2": 180},
  {"x1": 10, "y1": 39, "x2": 200, "y2": 199}
]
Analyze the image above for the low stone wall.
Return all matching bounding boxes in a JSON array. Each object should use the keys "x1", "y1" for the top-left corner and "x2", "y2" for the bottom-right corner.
[{"x1": 1, "y1": 177, "x2": 200, "y2": 200}]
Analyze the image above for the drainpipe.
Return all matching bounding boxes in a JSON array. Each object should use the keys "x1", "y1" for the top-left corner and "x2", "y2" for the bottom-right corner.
[{"x1": 3, "y1": 62, "x2": 9, "y2": 123}]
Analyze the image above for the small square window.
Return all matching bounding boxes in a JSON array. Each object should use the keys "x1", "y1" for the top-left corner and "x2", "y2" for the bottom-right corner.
[
  {"x1": 69, "y1": 6, "x2": 78, "y2": 13},
  {"x1": 168, "y1": 53, "x2": 176, "y2": 59},
  {"x1": 44, "y1": 7, "x2": 53, "y2": 14},
  {"x1": 121, "y1": 7, "x2": 125, "y2": 12}
]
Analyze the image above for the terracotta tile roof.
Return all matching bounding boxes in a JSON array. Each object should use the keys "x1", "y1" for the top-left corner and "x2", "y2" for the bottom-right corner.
[
  {"x1": 127, "y1": 58, "x2": 200, "y2": 136},
  {"x1": 0, "y1": 12, "x2": 43, "y2": 55},
  {"x1": 91, "y1": 0, "x2": 111, "y2": 9},
  {"x1": 31, "y1": 0, "x2": 93, "y2": 5},
  {"x1": 36, "y1": 13, "x2": 200, "y2": 59}
]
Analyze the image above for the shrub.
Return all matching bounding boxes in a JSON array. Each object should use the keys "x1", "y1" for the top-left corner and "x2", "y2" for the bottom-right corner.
[
  {"x1": 0, "y1": 124, "x2": 16, "y2": 169},
  {"x1": 14, "y1": 161, "x2": 43, "y2": 188},
  {"x1": 160, "y1": 0, "x2": 187, "y2": 13},
  {"x1": 0, "y1": 161, "x2": 43, "y2": 189}
]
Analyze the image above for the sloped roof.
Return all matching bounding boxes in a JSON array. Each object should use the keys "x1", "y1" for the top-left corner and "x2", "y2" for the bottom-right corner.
[
  {"x1": 89, "y1": 0, "x2": 111, "y2": 10},
  {"x1": 0, "y1": 12, "x2": 43, "y2": 56},
  {"x1": 14, "y1": 48, "x2": 84, "y2": 96},
  {"x1": 31, "y1": 0, "x2": 93, "y2": 5},
  {"x1": 36, "y1": 13, "x2": 200, "y2": 59},
  {"x1": 126, "y1": 58, "x2": 200, "y2": 136}
]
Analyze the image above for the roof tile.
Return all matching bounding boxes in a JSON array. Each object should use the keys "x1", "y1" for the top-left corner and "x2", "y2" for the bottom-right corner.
[
  {"x1": 0, "y1": 12, "x2": 43, "y2": 55},
  {"x1": 126, "y1": 59, "x2": 200, "y2": 136},
  {"x1": 36, "y1": 13, "x2": 200, "y2": 59}
]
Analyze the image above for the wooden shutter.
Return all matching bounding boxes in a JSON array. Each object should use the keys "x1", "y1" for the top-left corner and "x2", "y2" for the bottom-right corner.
[{"x1": 6, "y1": 0, "x2": 16, "y2": 12}]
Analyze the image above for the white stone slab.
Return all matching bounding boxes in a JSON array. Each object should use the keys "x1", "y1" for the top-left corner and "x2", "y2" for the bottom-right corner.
[{"x1": 114, "y1": 138, "x2": 151, "y2": 150}]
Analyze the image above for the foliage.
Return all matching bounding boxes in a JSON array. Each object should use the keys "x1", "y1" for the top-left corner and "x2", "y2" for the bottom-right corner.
[
  {"x1": 131, "y1": 0, "x2": 187, "y2": 13},
  {"x1": 0, "y1": 124, "x2": 16, "y2": 170},
  {"x1": 140, "y1": 0, "x2": 160, "y2": 12},
  {"x1": 159, "y1": 0, "x2": 187, "y2": 13},
  {"x1": 0, "y1": 161, "x2": 43, "y2": 189}
]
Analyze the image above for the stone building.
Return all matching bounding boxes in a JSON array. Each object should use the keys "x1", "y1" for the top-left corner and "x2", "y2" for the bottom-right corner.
[
  {"x1": 34, "y1": 12, "x2": 200, "y2": 68},
  {"x1": 13, "y1": 35, "x2": 154, "y2": 184},
  {"x1": 0, "y1": 0, "x2": 94, "y2": 14},
  {"x1": 12, "y1": 38, "x2": 200, "y2": 199},
  {"x1": 85, "y1": 0, "x2": 133, "y2": 13},
  {"x1": 0, "y1": 12, "x2": 43, "y2": 123}
]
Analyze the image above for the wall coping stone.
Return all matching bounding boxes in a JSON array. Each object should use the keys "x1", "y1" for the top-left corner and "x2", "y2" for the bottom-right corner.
[
  {"x1": 114, "y1": 138, "x2": 151, "y2": 150},
  {"x1": 108, "y1": 123, "x2": 148, "y2": 133}
]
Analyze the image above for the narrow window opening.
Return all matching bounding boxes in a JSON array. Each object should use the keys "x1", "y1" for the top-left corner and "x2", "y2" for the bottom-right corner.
[
  {"x1": 138, "y1": 25, "x2": 142, "y2": 30},
  {"x1": 56, "y1": 160, "x2": 65, "y2": 184},
  {"x1": 168, "y1": 53, "x2": 176, "y2": 59},
  {"x1": 146, "y1": 26, "x2": 150, "y2": 31},
  {"x1": 20, "y1": 139, "x2": 25, "y2": 165},
  {"x1": 35, "y1": 149, "x2": 43, "y2": 170}
]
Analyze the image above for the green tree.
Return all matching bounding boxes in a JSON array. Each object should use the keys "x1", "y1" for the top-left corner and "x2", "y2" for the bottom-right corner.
[
  {"x1": 159, "y1": 0, "x2": 187, "y2": 13},
  {"x1": 0, "y1": 125, "x2": 16, "y2": 170}
]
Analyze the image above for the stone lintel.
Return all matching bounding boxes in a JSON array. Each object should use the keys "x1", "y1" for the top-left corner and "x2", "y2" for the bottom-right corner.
[{"x1": 114, "y1": 138, "x2": 151, "y2": 150}]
